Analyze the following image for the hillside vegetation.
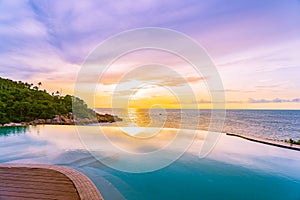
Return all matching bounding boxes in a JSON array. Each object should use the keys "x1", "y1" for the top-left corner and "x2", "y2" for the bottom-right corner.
[{"x1": 0, "y1": 77, "x2": 97, "y2": 124}]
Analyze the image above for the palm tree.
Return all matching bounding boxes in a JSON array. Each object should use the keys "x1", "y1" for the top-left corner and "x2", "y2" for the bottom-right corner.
[
  {"x1": 38, "y1": 82, "x2": 42, "y2": 89},
  {"x1": 24, "y1": 82, "x2": 30, "y2": 88}
]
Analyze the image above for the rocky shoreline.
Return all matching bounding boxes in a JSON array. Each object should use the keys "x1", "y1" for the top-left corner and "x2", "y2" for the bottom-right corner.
[{"x1": 0, "y1": 112, "x2": 122, "y2": 127}]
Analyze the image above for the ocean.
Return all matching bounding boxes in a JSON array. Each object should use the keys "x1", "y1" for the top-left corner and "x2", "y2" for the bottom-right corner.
[
  {"x1": 1, "y1": 109, "x2": 300, "y2": 199},
  {"x1": 96, "y1": 109, "x2": 300, "y2": 141}
]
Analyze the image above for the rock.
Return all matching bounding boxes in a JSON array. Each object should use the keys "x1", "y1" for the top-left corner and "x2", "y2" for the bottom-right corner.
[
  {"x1": 30, "y1": 119, "x2": 46, "y2": 125},
  {"x1": 60, "y1": 115, "x2": 68, "y2": 122},
  {"x1": 114, "y1": 116, "x2": 122, "y2": 122},
  {"x1": 52, "y1": 115, "x2": 60, "y2": 123},
  {"x1": 20, "y1": 112, "x2": 121, "y2": 126},
  {"x1": 3, "y1": 122, "x2": 24, "y2": 127},
  {"x1": 96, "y1": 113, "x2": 122, "y2": 123},
  {"x1": 32, "y1": 119, "x2": 40, "y2": 125},
  {"x1": 21, "y1": 122, "x2": 29, "y2": 126},
  {"x1": 4, "y1": 123, "x2": 14, "y2": 127},
  {"x1": 68, "y1": 112, "x2": 74, "y2": 119}
]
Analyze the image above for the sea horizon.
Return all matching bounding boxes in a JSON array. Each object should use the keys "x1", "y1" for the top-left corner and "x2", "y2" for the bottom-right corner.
[
  {"x1": 96, "y1": 108, "x2": 300, "y2": 141},
  {"x1": 96, "y1": 108, "x2": 300, "y2": 111}
]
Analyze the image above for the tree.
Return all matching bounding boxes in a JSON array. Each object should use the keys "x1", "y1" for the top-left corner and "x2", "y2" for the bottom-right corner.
[{"x1": 0, "y1": 77, "x2": 97, "y2": 124}]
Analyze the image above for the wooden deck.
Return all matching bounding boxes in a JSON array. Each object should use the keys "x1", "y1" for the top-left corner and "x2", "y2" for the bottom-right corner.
[{"x1": 0, "y1": 164, "x2": 103, "y2": 200}]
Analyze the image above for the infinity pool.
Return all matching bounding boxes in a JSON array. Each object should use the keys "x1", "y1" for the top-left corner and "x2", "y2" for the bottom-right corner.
[{"x1": 0, "y1": 125, "x2": 299, "y2": 200}]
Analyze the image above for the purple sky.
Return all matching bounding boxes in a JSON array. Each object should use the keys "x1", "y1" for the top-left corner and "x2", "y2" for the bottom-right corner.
[{"x1": 0, "y1": 0, "x2": 300, "y2": 108}]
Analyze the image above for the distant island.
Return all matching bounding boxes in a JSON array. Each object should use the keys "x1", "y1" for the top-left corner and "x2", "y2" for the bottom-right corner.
[{"x1": 0, "y1": 77, "x2": 121, "y2": 126}]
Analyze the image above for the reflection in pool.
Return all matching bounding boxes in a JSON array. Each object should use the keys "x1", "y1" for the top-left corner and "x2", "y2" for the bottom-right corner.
[
  {"x1": 0, "y1": 126, "x2": 27, "y2": 137},
  {"x1": 0, "y1": 125, "x2": 300, "y2": 200}
]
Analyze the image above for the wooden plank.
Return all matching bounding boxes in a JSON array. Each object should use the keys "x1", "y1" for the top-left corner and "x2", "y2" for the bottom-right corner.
[
  {"x1": 0, "y1": 176, "x2": 73, "y2": 185},
  {"x1": 0, "y1": 184, "x2": 78, "y2": 195},
  {"x1": 0, "y1": 164, "x2": 103, "y2": 200},
  {"x1": 0, "y1": 190, "x2": 79, "y2": 200},
  {"x1": 0, "y1": 173, "x2": 71, "y2": 181},
  {"x1": 0, "y1": 168, "x2": 67, "y2": 178},
  {"x1": 0, "y1": 167, "x2": 68, "y2": 176},
  {"x1": 0, "y1": 195, "x2": 34, "y2": 200},
  {"x1": 0, "y1": 167, "x2": 80, "y2": 200},
  {"x1": 0, "y1": 182, "x2": 77, "y2": 193},
  {"x1": 0, "y1": 172, "x2": 66, "y2": 179}
]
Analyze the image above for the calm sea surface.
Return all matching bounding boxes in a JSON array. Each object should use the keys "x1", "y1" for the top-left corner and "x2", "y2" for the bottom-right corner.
[
  {"x1": 97, "y1": 109, "x2": 300, "y2": 140},
  {"x1": 1, "y1": 109, "x2": 300, "y2": 199}
]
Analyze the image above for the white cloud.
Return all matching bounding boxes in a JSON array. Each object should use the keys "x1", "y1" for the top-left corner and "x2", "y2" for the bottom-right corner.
[{"x1": 248, "y1": 98, "x2": 300, "y2": 103}]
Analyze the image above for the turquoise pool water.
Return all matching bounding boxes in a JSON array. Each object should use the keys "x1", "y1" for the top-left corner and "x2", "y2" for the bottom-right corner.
[{"x1": 0, "y1": 125, "x2": 300, "y2": 200}]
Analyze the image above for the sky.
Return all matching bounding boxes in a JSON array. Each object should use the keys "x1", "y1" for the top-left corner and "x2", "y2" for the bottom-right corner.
[{"x1": 0, "y1": 0, "x2": 300, "y2": 109}]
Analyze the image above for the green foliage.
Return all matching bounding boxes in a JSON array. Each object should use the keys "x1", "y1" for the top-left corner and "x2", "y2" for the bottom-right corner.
[
  {"x1": 284, "y1": 138, "x2": 300, "y2": 145},
  {"x1": 72, "y1": 96, "x2": 96, "y2": 119},
  {"x1": 0, "y1": 77, "x2": 96, "y2": 124}
]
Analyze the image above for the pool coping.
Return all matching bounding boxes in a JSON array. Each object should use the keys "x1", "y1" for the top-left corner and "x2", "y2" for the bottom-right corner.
[{"x1": 226, "y1": 133, "x2": 300, "y2": 151}]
